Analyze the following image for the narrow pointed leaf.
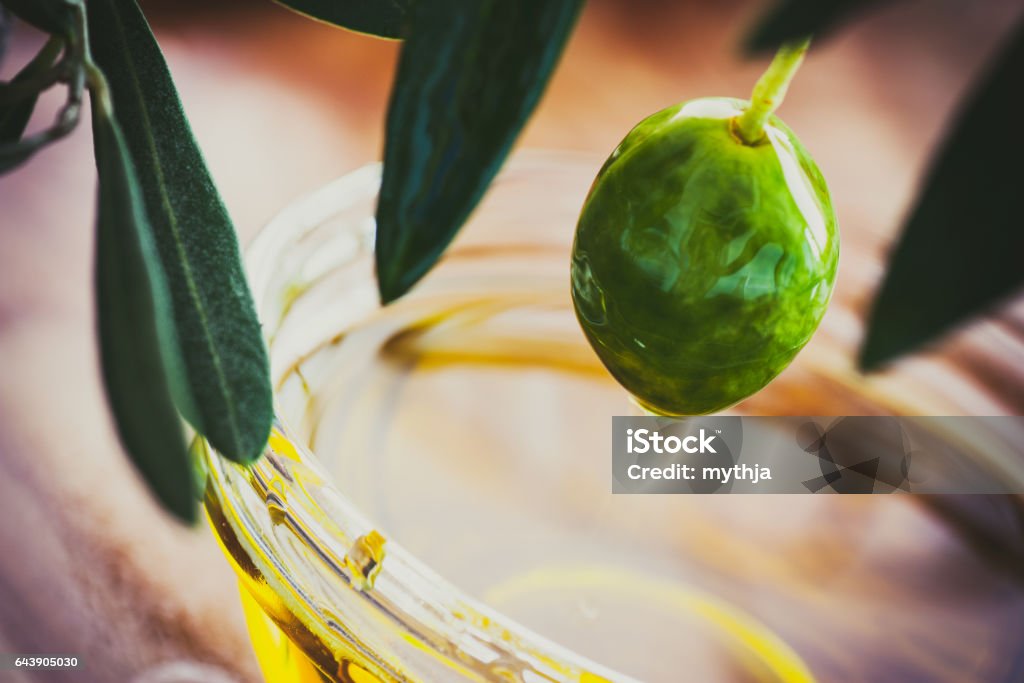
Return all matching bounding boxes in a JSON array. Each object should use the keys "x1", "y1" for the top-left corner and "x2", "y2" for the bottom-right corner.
[
  {"x1": 93, "y1": 105, "x2": 196, "y2": 523},
  {"x1": 1, "y1": 0, "x2": 75, "y2": 35},
  {"x1": 273, "y1": 0, "x2": 410, "y2": 39},
  {"x1": 745, "y1": 0, "x2": 892, "y2": 53},
  {"x1": 87, "y1": 0, "x2": 272, "y2": 463},
  {"x1": 375, "y1": 0, "x2": 582, "y2": 302},
  {"x1": 0, "y1": 36, "x2": 63, "y2": 145},
  {"x1": 859, "y1": 19, "x2": 1024, "y2": 370},
  {"x1": 0, "y1": 143, "x2": 33, "y2": 172},
  {"x1": 1, "y1": 7, "x2": 10, "y2": 64}
]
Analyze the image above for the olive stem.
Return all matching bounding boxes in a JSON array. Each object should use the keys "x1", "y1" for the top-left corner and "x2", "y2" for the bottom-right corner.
[{"x1": 735, "y1": 38, "x2": 811, "y2": 145}]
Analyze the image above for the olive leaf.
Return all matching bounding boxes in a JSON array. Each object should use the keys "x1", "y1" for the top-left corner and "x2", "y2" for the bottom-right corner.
[
  {"x1": 0, "y1": 0, "x2": 75, "y2": 35},
  {"x1": 92, "y1": 101, "x2": 196, "y2": 524},
  {"x1": 87, "y1": 0, "x2": 272, "y2": 463},
  {"x1": 0, "y1": 36, "x2": 63, "y2": 145},
  {"x1": 273, "y1": 0, "x2": 410, "y2": 39},
  {"x1": 744, "y1": 0, "x2": 892, "y2": 53},
  {"x1": 1, "y1": 7, "x2": 10, "y2": 64},
  {"x1": 859, "y1": 18, "x2": 1024, "y2": 370},
  {"x1": 375, "y1": 0, "x2": 583, "y2": 302}
]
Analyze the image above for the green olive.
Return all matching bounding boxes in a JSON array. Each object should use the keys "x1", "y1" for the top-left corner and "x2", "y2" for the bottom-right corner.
[{"x1": 571, "y1": 97, "x2": 839, "y2": 415}]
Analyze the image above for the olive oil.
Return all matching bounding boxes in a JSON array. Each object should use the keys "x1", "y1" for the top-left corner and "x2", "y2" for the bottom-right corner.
[
  {"x1": 204, "y1": 290, "x2": 818, "y2": 682},
  {"x1": 206, "y1": 487, "x2": 383, "y2": 683},
  {"x1": 205, "y1": 156, "x2": 1022, "y2": 683}
]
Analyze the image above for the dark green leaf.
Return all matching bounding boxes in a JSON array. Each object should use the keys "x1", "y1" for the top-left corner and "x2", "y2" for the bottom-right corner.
[
  {"x1": 0, "y1": 140, "x2": 32, "y2": 171},
  {"x1": 1, "y1": 0, "x2": 75, "y2": 35},
  {"x1": 375, "y1": 0, "x2": 582, "y2": 302},
  {"x1": 0, "y1": 36, "x2": 63, "y2": 144},
  {"x1": 272, "y1": 0, "x2": 410, "y2": 39},
  {"x1": 87, "y1": 0, "x2": 272, "y2": 463},
  {"x1": 92, "y1": 104, "x2": 196, "y2": 523},
  {"x1": 744, "y1": 0, "x2": 891, "y2": 53},
  {"x1": 1, "y1": 7, "x2": 10, "y2": 64},
  {"x1": 859, "y1": 18, "x2": 1024, "y2": 371}
]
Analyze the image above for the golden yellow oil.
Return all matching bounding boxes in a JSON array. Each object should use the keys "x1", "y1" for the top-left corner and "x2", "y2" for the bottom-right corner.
[
  {"x1": 203, "y1": 292, "x2": 828, "y2": 683},
  {"x1": 209, "y1": 153, "x2": 1024, "y2": 683},
  {"x1": 206, "y1": 487, "x2": 385, "y2": 683}
]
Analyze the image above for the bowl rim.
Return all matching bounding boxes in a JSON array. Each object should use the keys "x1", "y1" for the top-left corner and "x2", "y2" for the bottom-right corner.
[{"x1": 204, "y1": 153, "x2": 822, "y2": 683}]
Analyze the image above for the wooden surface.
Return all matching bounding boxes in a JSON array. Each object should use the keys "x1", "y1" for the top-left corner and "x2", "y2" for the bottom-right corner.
[{"x1": 0, "y1": 1, "x2": 1022, "y2": 681}]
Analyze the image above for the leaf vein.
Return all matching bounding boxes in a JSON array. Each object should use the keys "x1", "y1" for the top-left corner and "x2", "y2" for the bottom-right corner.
[{"x1": 106, "y1": 0, "x2": 244, "y2": 452}]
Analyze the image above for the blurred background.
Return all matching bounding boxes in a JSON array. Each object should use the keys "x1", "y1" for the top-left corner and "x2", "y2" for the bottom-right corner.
[{"x1": 1, "y1": 0, "x2": 1023, "y2": 681}]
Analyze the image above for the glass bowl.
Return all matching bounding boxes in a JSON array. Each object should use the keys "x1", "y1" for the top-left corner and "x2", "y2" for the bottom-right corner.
[{"x1": 202, "y1": 152, "x2": 1024, "y2": 683}]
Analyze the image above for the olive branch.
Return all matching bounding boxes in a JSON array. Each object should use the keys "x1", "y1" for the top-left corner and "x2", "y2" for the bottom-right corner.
[{"x1": 0, "y1": 0, "x2": 1020, "y2": 521}]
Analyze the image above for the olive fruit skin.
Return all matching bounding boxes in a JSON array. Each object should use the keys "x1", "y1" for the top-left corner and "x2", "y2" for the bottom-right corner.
[{"x1": 571, "y1": 97, "x2": 838, "y2": 415}]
